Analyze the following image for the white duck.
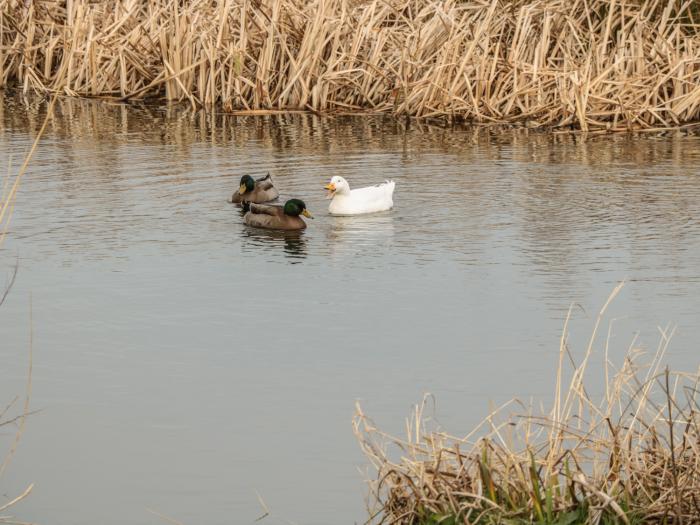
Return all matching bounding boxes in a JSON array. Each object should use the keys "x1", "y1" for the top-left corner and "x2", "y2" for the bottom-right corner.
[{"x1": 324, "y1": 176, "x2": 395, "y2": 215}]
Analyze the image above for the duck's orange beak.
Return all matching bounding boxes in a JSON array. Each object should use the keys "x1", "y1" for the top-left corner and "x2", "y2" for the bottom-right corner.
[
  {"x1": 324, "y1": 182, "x2": 336, "y2": 198},
  {"x1": 239, "y1": 183, "x2": 247, "y2": 195}
]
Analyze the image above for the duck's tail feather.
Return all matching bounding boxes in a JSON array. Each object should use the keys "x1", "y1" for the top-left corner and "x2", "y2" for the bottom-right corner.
[{"x1": 384, "y1": 179, "x2": 396, "y2": 196}]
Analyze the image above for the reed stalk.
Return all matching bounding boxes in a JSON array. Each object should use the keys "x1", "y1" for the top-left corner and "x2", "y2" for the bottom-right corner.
[
  {"x1": 0, "y1": 95, "x2": 54, "y2": 522},
  {"x1": 354, "y1": 284, "x2": 700, "y2": 524},
  {"x1": 1, "y1": 0, "x2": 699, "y2": 130}
]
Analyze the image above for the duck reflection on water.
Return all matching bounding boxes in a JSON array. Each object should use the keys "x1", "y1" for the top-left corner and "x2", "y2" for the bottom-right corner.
[{"x1": 240, "y1": 228, "x2": 307, "y2": 262}]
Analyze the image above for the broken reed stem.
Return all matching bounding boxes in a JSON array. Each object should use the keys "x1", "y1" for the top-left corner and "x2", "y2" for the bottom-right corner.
[
  {"x1": 1, "y1": 0, "x2": 699, "y2": 131},
  {"x1": 665, "y1": 367, "x2": 683, "y2": 525},
  {"x1": 354, "y1": 284, "x2": 700, "y2": 524}
]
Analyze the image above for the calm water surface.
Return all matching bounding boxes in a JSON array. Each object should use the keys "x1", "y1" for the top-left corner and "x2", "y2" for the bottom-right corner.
[{"x1": 1, "y1": 96, "x2": 700, "y2": 525}]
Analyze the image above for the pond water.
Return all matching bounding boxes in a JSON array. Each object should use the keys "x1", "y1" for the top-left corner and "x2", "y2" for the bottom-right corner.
[{"x1": 1, "y1": 95, "x2": 700, "y2": 525}]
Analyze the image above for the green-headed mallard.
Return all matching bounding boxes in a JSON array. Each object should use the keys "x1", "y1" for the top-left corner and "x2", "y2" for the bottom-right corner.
[
  {"x1": 243, "y1": 199, "x2": 313, "y2": 230},
  {"x1": 231, "y1": 173, "x2": 279, "y2": 204}
]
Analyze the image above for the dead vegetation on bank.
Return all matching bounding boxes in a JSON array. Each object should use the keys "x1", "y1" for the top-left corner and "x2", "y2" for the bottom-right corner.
[
  {"x1": 0, "y1": 0, "x2": 699, "y2": 130},
  {"x1": 354, "y1": 284, "x2": 700, "y2": 524}
]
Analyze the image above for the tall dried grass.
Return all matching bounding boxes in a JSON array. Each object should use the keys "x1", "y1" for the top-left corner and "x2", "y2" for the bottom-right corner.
[
  {"x1": 354, "y1": 283, "x2": 700, "y2": 524},
  {"x1": 1, "y1": 0, "x2": 699, "y2": 130}
]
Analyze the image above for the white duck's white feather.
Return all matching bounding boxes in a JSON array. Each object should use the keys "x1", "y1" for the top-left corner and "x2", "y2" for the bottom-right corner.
[{"x1": 327, "y1": 177, "x2": 395, "y2": 215}]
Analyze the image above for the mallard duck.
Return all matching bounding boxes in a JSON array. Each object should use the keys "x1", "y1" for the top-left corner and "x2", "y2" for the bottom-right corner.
[
  {"x1": 243, "y1": 199, "x2": 313, "y2": 230},
  {"x1": 231, "y1": 173, "x2": 279, "y2": 204},
  {"x1": 324, "y1": 176, "x2": 395, "y2": 215}
]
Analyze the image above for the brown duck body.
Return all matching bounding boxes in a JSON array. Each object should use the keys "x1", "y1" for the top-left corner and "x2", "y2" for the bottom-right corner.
[
  {"x1": 231, "y1": 174, "x2": 280, "y2": 204},
  {"x1": 244, "y1": 203, "x2": 307, "y2": 230}
]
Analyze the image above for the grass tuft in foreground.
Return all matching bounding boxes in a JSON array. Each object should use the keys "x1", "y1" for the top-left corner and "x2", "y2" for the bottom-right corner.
[
  {"x1": 354, "y1": 284, "x2": 700, "y2": 524},
  {"x1": 1, "y1": 0, "x2": 699, "y2": 130}
]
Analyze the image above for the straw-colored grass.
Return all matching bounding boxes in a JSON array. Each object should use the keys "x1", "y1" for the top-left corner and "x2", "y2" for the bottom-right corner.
[
  {"x1": 1, "y1": 0, "x2": 699, "y2": 130},
  {"x1": 354, "y1": 283, "x2": 700, "y2": 524}
]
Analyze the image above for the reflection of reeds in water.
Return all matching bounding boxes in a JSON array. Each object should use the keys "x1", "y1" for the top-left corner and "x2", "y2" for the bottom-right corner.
[
  {"x1": 355, "y1": 284, "x2": 700, "y2": 524},
  {"x1": 1, "y1": 0, "x2": 699, "y2": 130},
  {"x1": 3, "y1": 93, "x2": 699, "y2": 164}
]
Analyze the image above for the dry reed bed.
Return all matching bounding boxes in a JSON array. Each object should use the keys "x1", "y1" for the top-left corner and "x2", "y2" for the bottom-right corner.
[
  {"x1": 1, "y1": 0, "x2": 699, "y2": 130},
  {"x1": 354, "y1": 285, "x2": 700, "y2": 524}
]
